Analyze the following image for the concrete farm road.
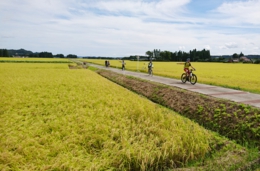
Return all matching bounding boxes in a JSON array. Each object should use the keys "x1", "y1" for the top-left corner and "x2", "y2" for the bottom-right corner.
[{"x1": 87, "y1": 63, "x2": 260, "y2": 109}]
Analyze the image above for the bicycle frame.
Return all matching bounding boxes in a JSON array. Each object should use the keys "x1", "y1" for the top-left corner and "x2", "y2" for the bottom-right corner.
[{"x1": 181, "y1": 69, "x2": 197, "y2": 85}]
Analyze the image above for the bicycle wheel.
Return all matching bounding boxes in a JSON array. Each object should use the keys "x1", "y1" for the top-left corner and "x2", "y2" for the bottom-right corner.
[
  {"x1": 190, "y1": 74, "x2": 197, "y2": 85},
  {"x1": 181, "y1": 73, "x2": 187, "y2": 83}
]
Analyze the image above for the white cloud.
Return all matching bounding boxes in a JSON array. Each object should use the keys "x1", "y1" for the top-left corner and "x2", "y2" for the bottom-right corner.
[
  {"x1": 204, "y1": 45, "x2": 211, "y2": 50},
  {"x1": 179, "y1": 46, "x2": 186, "y2": 50},
  {"x1": 85, "y1": 0, "x2": 190, "y2": 17},
  {"x1": 0, "y1": 0, "x2": 260, "y2": 56},
  {"x1": 215, "y1": 0, "x2": 260, "y2": 25},
  {"x1": 225, "y1": 42, "x2": 238, "y2": 49}
]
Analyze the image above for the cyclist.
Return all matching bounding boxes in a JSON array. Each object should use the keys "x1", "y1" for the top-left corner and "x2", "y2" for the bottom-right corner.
[
  {"x1": 148, "y1": 61, "x2": 153, "y2": 75},
  {"x1": 184, "y1": 58, "x2": 195, "y2": 81},
  {"x1": 122, "y1": 60, "x2": 126, "y2": 70}
]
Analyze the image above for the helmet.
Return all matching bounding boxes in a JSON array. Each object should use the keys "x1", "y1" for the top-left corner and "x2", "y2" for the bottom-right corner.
[{"x1": 186, "y1": 58, "x2": 190, "y2": 61}]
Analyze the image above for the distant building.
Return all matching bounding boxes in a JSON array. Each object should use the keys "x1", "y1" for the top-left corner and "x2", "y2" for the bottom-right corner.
[
  {"x1": 232, "y1": 58, "x2": 239, "y2": 63},
  {"x1": 240, "y1": 56, "x2": 251, "y2": 62}
]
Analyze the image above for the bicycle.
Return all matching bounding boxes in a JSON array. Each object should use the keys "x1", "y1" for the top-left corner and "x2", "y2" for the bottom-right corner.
[{"x1": 181, "y1": 69, "x2": 197, "y2": 85}]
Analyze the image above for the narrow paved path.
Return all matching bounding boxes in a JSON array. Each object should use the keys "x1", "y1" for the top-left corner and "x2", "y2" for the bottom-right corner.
[{"x1": 89, "y1": 63, "x2": 260, "y2": 109}]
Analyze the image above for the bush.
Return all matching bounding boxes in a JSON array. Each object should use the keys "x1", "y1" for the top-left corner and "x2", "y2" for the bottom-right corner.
[{"x1": 254, "y1": 59, "x2": 260, "y2": 64}]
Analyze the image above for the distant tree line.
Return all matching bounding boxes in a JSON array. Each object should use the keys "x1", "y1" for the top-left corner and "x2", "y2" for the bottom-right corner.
[
  {"x1": 0, "y1": 49, "x2": 77, "y2": 58},
  {"x1": 29, "y1": 52, "x2": 53, "y2": 58},
  {"x1": 2, "y1": 48, "x2": 260, "y2": 62},
  {"x1": 144, "y1": 49, "x2": 211, "y2": 62},
  {"x1": 123, "y1": 56, "x2": 146, "y2": 60},
  {"x1": 119, "y1": 49, "x2": 211, "y2": 62},
  {"x1": 83, "y1": 57, "x2": 117, "y2": 60},
  {"x1": 0, "y1": 49, "x2": 9, "y2": 57},
  {"x1": 66, "y1": 54, "x2": 78, "y2": 58},
  {"x1": 55, "y1": 54, "x2": 65, "y2": 58},
  {"x1": 143, "y1": 49, "x2": 260, "y2": 62},
  {"x1": 7, "y1": 49, "x2": 33, "y2": 57},
  {"x1": 29, "y1": 52, "x2": 77, "y2": 58}
]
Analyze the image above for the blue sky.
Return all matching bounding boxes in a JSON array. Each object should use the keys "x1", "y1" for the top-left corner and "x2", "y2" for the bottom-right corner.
[{"x1": 0, "y1": 0, "x2": 260, "y2": 57}]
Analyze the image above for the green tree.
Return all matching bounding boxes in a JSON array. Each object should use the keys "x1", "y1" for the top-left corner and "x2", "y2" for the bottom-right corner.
[
  {"x1": 39, "y1": 52, "x2": 53, "y2": 58},
  {"x1": 153, "y1": 49, "x2": 161, "y2": 60},
  {"x1": 177, "y1": 51, "x2": 183, "y2": 61},
  {"x1": 239, "y1": 52, "x2": 244, "y2": 57},
  {"x1": 166, "y1": 51, "x2": 171, "y2": 61},
  {"x1": 159, "y1": 51, "x2": 165, "y2": 61},
  {"x1": 171, "y1": 52, "x2": 177, "y2": 61},
  {"x1": 67, "y1": 54, "x2": 77, "y2": 58},
  {"x1": 0, "y1": 49, "x2": 9, "y2": 57},
  {"x1": 29, "y1": 53, "x2": 39, "y2": 57},
  {"x1": 182, "y1": 52, "x2": 189, "y2": 61},
  {"x1": 0, "y1": 49, "x2": 3, "y2": 57},
  {"x1": 205, "y1": 50, "x2": 211, "y2": 60},
  {"x1": 55, "y1": 54, "x2": 65, "y2": 58},
  {"x1": 232, "y1": 53, "x2": 239, "y2": 59},
  {"x1": 3, "y1": 49, "x2": 9, "y2": 57},
  {"x1": 159, "y1": 51, "x2": 171, "y2": 61},
  {"x1": 145, "y1": 48, "x2": 211, "y2": 62},
  {"x1": 145, "y1": 51, "x2": 153, "y2": 57},
  {"x1": 190, "y1": 49, "x2": 197, "y2": 61}
]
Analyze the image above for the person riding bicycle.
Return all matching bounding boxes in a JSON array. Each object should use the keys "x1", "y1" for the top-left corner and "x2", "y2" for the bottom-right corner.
[
  {"x1": 148, "y1": 61, "x2": 153, "y2": 74},
  {"x1": 122, "y1": 60, "x2": 126, "y2": 70},
  {"x1": 184, "y1": 58, "x2": 195, "y2": 80}
]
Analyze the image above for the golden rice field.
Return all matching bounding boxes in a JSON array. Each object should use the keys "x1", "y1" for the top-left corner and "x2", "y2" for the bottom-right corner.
[
  {"x1": 82, "y1": 59, "x2": 260, "y2": 94},
  {"x1": 0, "y1": 63, "x2": 209, "y2": 170},
  {"x1": 0, "y1": 63, "x2": 255, "y2": 170}
]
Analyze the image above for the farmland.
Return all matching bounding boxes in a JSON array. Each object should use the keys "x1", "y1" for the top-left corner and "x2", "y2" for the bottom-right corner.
[
  {"x1": 82, "y1": 59, "x2": 260, "y2": 94},
  {"x1": 0, "y1": 57, "x2": 71, "y2": 63},
  {"x1": 0, "y1": 62, "x2": 258, "y2": 170}
]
